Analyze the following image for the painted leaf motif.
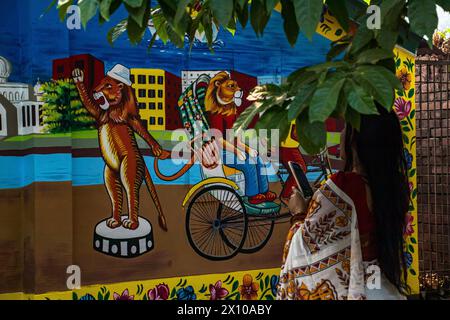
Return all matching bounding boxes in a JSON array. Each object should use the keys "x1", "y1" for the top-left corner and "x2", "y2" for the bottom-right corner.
[{"x1": 232, "y1": 280, "x2": 239, "y2": 292}]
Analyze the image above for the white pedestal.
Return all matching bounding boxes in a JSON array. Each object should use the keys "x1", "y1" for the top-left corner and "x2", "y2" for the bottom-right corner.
[{"x1": 93, "y1": 216, "x2": 154, "y2": 258}]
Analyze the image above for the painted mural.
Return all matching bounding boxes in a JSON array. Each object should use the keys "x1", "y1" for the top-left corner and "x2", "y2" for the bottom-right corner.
[{"x1": 0, "y1": 1, "x2": 419, "y2": 299}]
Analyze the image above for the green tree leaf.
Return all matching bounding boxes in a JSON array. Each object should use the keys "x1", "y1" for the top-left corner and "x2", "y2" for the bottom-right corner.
[
  {"x1": 79, "y1": 0, "x2": 99, "y2": 29},
  {"x1": 265, "y1": 0, "x2": 279, "y2": 12},
  {"x1": 345, "y1": 106, "x2": 361, "y2": 131},
  {"x1": 309, "y1": 75, "x2": 345, "y2": 123},
  {"x1": 436, "y1": 0, "x2": 450, "y2": 11},
  {"x1": 255, "y1": 106, "x2": 290, "y2": 141},
  {"x1": 57, "y1": 0, "x2": 74, "y2": 21},
  {"x1": 355, "y1": 65, "x2": 395, "y2": 110},
  {"x1": 236, "y1": 1, "x2": 249, "y2": 28},
  {"x1": 325, "y1": 0, "x2": 349, "y2": 31},
  {"x1": 280, "y1": 0, "x2": 299, "y2": 46},
  {"x1": 124, "y1": 0, "x2": 144, "y2": 8},
  {"x1": 174, "y1": 0, "x2": 190, "y2": 24},
  {"x1": 127, "y1": 12, "x2": 148, "y2": 44},
  {"x1": 211, "y1": 0, "x2": 233, "y2": 27},
  {"x1": 99, "y1": 0, "x2": 113, "y2": 20},
  {"x1": 108, "y1": 19, "x2": 128, "y2": 44},
  {"x1": 356, "y1": 48, "x2": 394, "y2": 65},
  {"x1": 296, "y1": 114, "x2": 327, "y2": 155},
  {"x1": 234, "y1": 97, "x2": 276, "y2": 133},
  {"x1": 288, "y1": 81, "x2": 317, "y2": 121},
  {"x1": 125, "y1": 0, "x2": 148, "y2": 27},
  {"x1": 327, "y1": 42, "x2": 350, "y2": 61},
  {"x1": 408, "y1": 0, "x2": 438, "y2": 46},
  {"x1": 250, "y1": 0, "x2": 270, "y2": 36},
  {"x1": 350, "y1": 25, "x2": 374, "y2": 54},
  {"x1": 294, "y1": 0, "x2": 323, "y2": 41},
  {"x1": 344, "y1": 80, "x2": 378, "y2": 115},
  {"x1": 237, "y1": 0, "x2": 248, "y2": 9},
  {"x1": 376, "y1": 29, "x2": 399, "y2": 52}
]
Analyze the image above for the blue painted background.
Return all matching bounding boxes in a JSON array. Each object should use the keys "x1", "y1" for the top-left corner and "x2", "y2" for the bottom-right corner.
[
  {"x1": 0, "y1": 0, "x2": 331, "y2": 189},
  {"x1": 0, "y1": 0, "x2": 331, "y2": 83}
]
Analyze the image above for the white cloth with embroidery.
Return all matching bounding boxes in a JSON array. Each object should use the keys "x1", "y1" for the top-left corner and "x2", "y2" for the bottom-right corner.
[{"x1": 277, "y1": 178, "x2": 404, "y2": 300}]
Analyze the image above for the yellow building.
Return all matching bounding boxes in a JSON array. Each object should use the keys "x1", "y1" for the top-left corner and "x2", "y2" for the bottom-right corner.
[{"x1": 130, "y1": 68, "x2": 166, "y2": 131}]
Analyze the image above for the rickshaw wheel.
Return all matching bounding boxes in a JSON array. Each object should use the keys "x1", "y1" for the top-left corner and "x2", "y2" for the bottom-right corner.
[
  {"x1": 240, "y1": 217, "x2": 275, "y2": 253},
  {"x1": 185, "y1": 185, "x2": 248, "y2": 261},
  {"x1": 223, "y1": 215, "x2": 275, "y2": 253}
]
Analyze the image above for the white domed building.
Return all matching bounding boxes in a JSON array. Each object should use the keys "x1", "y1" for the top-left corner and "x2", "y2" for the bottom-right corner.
[{"x1": 0, "y1": 56, "x2": 44, "y2": 138}]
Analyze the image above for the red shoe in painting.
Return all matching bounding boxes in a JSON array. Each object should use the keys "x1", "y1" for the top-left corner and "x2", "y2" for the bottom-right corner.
[
  {"x1": 248, "y1": 194, "x2": 266, "y2": 205},
  {"x1": 264, "y1": 191, "x2": 277, "y2": 201}
]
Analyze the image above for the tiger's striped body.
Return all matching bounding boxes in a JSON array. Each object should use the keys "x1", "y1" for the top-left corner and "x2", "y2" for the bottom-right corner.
[{"x1": 72, "y1": 68, "x2": 169, "y2": 231}]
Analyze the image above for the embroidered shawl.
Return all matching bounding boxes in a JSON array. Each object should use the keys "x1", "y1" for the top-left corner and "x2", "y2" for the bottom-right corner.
[{"x1": 277, "y1": 178, "x2": 368, "y2": 300}]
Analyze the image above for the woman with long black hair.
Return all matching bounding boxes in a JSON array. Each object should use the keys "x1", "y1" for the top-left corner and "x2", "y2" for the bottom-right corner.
[{"x1": 278, "y1": 105, "x2": 410, "y2": 300}]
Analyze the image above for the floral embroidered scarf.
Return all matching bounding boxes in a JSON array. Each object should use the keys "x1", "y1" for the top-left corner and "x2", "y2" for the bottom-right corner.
[{"x1": 277, "y1": 178, "x2": 368, "y2": 300}]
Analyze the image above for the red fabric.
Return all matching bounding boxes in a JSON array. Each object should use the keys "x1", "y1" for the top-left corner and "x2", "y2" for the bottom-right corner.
[
  {"x1": 330, "y1": 171, "x2": 377, "y2": 262},
  {"x1": 280, "y1": 147, "x2": 307, "y2": 199},
  {"x1": 208, "y1": 112, "x2": 236, "y2": 134}
]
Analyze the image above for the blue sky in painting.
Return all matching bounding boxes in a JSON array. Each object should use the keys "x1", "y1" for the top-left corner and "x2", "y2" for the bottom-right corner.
[{"x1": 0, "y1": 0, "x2": 332, "y2": 84}]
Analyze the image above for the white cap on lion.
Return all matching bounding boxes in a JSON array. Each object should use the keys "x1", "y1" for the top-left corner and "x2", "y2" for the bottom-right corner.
[{"x1": 107, "y1": 64, "x2": 132, "y2": 86}]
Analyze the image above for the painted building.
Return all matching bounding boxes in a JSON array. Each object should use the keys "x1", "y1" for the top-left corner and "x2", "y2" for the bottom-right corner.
[
  {"x1": 0, "y1": 95, "x2": 16, "y2": 137},
  {"x1": 0, "y1": 56, "x2": 44, "y2": 137},
  {"x1": 130, "y1": 68, "x2": 181, "y2": 131},
  {"x1": 52, "y1": 54, "x2": 105, "y2": 90},
  {"x1": 181, "y1": 70, "x2": 230, "y2": 92},
  {"x1": 164, "y1": 71, "x2": 182, "y2": 130},
  {"x1": 257, "y1": 74, "x2": 282, "y2": 86}
]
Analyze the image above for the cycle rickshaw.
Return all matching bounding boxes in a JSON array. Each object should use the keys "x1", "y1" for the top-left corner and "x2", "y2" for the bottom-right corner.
[
  {"x1": 178, "y1": 139, "x2": 334, "y2": 261},
  {"x1": 154, "y1": 73, "x2": 334, "y2": 261}
]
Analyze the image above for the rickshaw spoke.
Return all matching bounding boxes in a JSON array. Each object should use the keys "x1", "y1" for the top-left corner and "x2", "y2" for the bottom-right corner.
[{"x1": 186, "y1": 186, "x2": 247, "y2": 260}]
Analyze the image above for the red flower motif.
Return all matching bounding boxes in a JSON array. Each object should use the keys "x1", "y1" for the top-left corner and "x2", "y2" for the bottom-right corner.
[
  {"x1": 209, "y1": 281, "x2": 229, "y2": 300},
  {"x1": 148, "y1": 283, "x2": 170, "y2": 300},
  {"x1": 113, "y1": 289, "x2": 134, "y2": 300},
  {"x1": 404, "y1": 213, "x2": 415, "y2": 237},
  {"x1": 394, "y1": 98, "x2": 412, "y2": 120}
]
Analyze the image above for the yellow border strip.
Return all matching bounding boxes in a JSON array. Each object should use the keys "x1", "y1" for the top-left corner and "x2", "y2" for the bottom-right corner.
[{"x1": 0, "y1": 267, "x2": 280, "y2": 300}]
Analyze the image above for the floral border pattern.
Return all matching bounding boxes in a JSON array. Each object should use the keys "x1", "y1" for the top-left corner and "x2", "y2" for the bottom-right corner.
[
  {"x1": 0, "y1": 269, "x2": 280, "y2": 301},
  {"x1": 394, "y1": 47, "x2": 419, "y2": 290}
]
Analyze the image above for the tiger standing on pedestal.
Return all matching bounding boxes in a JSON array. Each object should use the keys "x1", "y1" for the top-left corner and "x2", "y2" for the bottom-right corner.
[{"x1": 72, "y1": 64, "x2": 170, "y2": 231}]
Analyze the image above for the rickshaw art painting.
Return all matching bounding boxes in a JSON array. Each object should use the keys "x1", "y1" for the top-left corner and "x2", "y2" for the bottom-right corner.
[{"x1": 0, "y1": 1, "x2": 420, "y2": 299}]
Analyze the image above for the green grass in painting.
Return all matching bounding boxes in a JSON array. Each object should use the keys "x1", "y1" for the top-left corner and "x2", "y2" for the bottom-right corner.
[
  {"x1": 4, "y1": 129, "x2": 183, "y2": 142},
  {"x1": 4, "y1": 130, "x2": 341, "y2": 144}
]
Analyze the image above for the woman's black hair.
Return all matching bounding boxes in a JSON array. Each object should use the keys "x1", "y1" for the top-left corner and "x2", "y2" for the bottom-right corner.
[{"x1": 344, "y1": 104, "x2": 410, "y2": 294}]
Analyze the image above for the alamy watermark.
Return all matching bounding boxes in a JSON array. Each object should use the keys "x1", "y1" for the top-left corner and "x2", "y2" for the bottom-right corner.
[
  {"x1": 64, "y1": 4, "x2": 382, "y2": 31},
  {"x1": 66, "y1": 265, "x2": 81, "y2": 290},
  {"x1": 66, "y1": 5, "x2": 81, "y2": 30},
  {"x1": 366, "y1": 5, "x2": 381, "y2": 30}
]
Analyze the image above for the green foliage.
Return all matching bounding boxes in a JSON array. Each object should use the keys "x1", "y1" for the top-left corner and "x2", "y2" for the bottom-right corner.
[
  {"x1": 41, "y1": 79, "x2": 95, "y2": 133},
  {"x1": 49, "y1": 0, "x2": 446, "y2": 154}
]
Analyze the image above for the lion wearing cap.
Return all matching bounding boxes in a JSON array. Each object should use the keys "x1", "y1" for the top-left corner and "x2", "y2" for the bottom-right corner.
[{"x1": 72, "y1": 65, "x2": 170, "y2": 231}]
